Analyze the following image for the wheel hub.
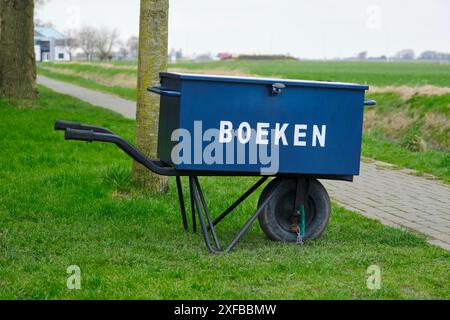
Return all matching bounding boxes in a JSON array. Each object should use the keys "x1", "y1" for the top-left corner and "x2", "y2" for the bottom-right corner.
[{"x1": 274, "y1": 192, "x2": 316, "y2": 234}]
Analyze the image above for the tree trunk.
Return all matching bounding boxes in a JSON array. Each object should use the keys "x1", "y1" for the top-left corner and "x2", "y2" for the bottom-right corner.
[
  {"x1": 0, "y1": 0, "x2": 37, "y2": 100},
  {"x1": 133, "y1": 0, "x2": 169, "y2": 192}
]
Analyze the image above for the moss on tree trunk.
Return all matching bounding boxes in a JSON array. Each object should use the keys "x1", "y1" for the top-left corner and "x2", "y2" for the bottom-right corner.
[
  {"x1": 0, "y1": 0, "x2": 37, "y2": 100},
  {"x1": 133, "y1": 0, "x2": 169, "y2": 192}
]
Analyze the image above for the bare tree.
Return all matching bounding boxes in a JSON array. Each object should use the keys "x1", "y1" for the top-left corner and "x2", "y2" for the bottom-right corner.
[
  {"x1": 395, "y1": 49, "x2": 415, "y2": 60},
  {"x1": 133, "y1": 0, "x2": 169, "y2": 192},
  {"x1": 418, "y1": 51, "x2": 450, "y2": 61},
  {"x1": 0, "y1": 0, "x2": 37, "y2": 99},
  {"x1": 96, "y1": 27, "x2": 119, "y2": 61},
  {"x1": 357, "y1": 51, "x2": 367, "y2": 60},
  {"x1": 117, "y1": 40, "x2": 129, "y2": 60},
  {"x1": 34, "y1": 0, "x2": 51, "y2": 27},
  {"x1": 65, "y1": 29, "x2": 79, "y2": 61},
  {"x1": 35, "y1": 0, "x2": 49, "y2": 7},
  {"x1": 78, "y1": 26, "x2": 98, "y2": 61},
  {"x1": 127, "y1": 36, "x2": 139, "y2": 59}
]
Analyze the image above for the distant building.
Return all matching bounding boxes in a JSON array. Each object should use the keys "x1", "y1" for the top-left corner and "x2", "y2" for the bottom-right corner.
[
  {"x1": 217, "y1": 52, "x2": 233, "y2": 60},
  {"x1": 34, "y1": 27, "x2": 70, "y2": 62},
  {"x1": 194, "y1": 53, "x2": 213, "y2": 61},
  {"x1": 169, "y1": 48, "x2": 184, "y2": 63}
]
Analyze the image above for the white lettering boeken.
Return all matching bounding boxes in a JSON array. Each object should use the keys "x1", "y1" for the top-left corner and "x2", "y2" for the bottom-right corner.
[{"x1": 218, "y1": 120, "x2": 327, "y2": 147}]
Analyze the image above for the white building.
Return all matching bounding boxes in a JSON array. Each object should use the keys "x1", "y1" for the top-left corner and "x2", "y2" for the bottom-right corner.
[{"x1": 34, "y1": 27, "x2": 70, "y2": 62}]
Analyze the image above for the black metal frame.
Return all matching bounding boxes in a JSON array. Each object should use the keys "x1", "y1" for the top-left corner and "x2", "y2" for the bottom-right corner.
[
  {"x1": 179, "y1": 176, "x2": 279, "y2": 253},
  {"x1": 55, "y1": 120, "x2": 320, "y2": 252}
]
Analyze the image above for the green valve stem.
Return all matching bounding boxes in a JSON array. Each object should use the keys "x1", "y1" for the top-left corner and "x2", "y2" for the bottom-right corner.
[{"x1": 300, "y1": 204, "x2": 306, "y2": 238}]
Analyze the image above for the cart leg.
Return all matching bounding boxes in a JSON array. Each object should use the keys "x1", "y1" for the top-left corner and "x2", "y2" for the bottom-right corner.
[
  {"x1": 189, "y1": 176, "x2": 219, "y2": 253},
  {"x1": 193, "y1": 177, "x2": 223, "y2": 251},
  {"x1": 189, "y1": 176, "x2": 280, "y2": 253},
  {"x1": 175, "y1": 176, "x2": 188, "y2": 231},
  {"x1": 194, "y1": 177, "x2": 222, "y2": 251},
  {"x1": 189, "y1": 176, "x2": 197, "y2": 233}
]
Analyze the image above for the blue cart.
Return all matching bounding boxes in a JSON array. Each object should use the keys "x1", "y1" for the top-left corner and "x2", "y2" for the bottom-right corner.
[{"x1": 55, "y1": 72, "x2": 375, "y2": 253}]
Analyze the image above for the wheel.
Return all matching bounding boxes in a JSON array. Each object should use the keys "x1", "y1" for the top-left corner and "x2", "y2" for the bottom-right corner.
[{"x1": 257, "y1": 178, "x2": 331, "y2": 242}]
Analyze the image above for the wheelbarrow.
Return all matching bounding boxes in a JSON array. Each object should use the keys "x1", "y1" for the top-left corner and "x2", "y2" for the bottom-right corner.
[{"x1": 55, "y1": 72, "x2": 375, "y2": 253}]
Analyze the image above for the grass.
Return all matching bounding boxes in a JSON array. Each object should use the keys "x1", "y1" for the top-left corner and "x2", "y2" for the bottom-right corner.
[
  {"x1": 43, "y1": 59, "x2": 450, "y2": 87},
  {"x1": 37, "y1": 60, "x2": 450, "y2": 97},
  {"x1": 172, "y1": 60, "x2": 450, "y2": 87},
  {"x1": 362, "y1": 131, "x2": 449, "y2": 181},
  {"x1": 362, "y1": 92, "x2": 450, "y2": 181},
  {"x1": 38, "y1": 65, "x2": 136, "y2": 101},
  {"x1": 0, "y1": 87, "x2": 449, "y2": 299}
]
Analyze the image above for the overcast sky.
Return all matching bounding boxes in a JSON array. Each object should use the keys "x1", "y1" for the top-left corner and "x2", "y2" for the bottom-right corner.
[{"x1": 38, "y1": 0, "x2": 450, "y2": 59}]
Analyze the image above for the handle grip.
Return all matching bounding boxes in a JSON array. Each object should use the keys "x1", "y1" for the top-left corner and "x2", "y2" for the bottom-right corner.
[
  {"x1": 364, "y1": 99, "x2": 376, "y2": 106},
  {"x1": 55, "y1": 120, "x2": 114, "y2": 134},
  {"x1": 65, "y1": 128, "x2": 95, "y2": 142},
  {"x1": 147, "y1": 86, "x2": 181, "y2": 97},
  {"x1": 55, "y1": 120, "x2": 83, "y2": 131}
]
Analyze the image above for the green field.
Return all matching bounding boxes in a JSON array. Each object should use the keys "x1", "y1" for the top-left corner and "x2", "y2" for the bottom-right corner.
[
  {"x1": 1, "y1": 87, "x2": 449, "y2": 299},
  {"x1": 40, "y1": 60, "x2": 450, "y2": 87},
  {"x1": 173, "y1": 60, "x2": 450, "y2": 87},
  {"x1": 38, "y1": 60, "x2": 450, "y2": 182}
]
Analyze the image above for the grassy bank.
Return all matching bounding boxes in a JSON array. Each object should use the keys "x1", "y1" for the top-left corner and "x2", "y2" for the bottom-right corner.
[
  {"x1": 0, "y1": 87, "x2": 448, "y2": 299},
  {"x1": 363, "y1": 92, "x2": 449, "y2": 181}
]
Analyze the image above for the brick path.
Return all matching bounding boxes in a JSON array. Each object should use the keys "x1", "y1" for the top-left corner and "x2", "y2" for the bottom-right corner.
[
  {"x1": 323, "y1": 160, "x2": 450, "y2": 250},
  {"x1": 38, "y1": 76, "x2": 450, "y2": 250}
]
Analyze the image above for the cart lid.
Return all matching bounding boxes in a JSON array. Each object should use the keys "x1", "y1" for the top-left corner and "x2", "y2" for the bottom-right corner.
[{"x1": 161, "y1": 72, "x2": 369, "y2": 91}]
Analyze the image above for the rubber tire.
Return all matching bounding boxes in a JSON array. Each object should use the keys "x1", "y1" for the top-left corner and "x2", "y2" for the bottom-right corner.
[{"x1": 257, "y1": 178, "x2": 331, "y2": 242}]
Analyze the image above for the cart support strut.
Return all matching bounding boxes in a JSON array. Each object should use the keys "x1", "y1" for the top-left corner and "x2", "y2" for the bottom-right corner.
[
  {"x1": 175, "y1": 176, "x2": 188, "y2": 230},
  {"x1": 185, "y1": 176, "x2": 277, "y2": 253}
]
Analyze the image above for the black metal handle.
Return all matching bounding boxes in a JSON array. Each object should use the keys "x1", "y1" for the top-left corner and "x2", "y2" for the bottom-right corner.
[
  {"x1": 364, "y1": 99, "x2": 376, "y2": 106},
  {"x1": 147, "y1": 86, "x2": 181, "y2": 97},
  {"x1": 55, "y1": 120, "x2": 114, "y2": 134},
  {"x1": 65, "y1": 128, "x2": 95, "y2": 142},
  {"x1": 55, "y1": 120, "x2": 80, "y2": 131},
  {"x1": 61, "y1": 128, "x2": 178, "y2": 176}
]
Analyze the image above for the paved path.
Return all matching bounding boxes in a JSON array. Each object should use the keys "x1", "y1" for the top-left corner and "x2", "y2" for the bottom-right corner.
[
  {"x1": 38, "y1": 76, "x2": 450, "y2": 250},
  {"x1": 37, "y1": 75, "x2": 136, "y2": 119},
  {"x1": 322, "y1": 161, "x2": 450, "y2": 250}
]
